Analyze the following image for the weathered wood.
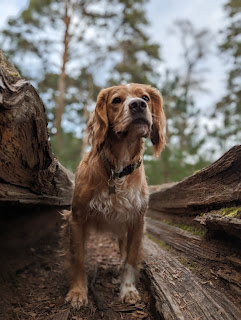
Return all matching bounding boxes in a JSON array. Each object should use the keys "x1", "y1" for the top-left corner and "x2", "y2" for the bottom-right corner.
[
  {"x1": 149, "y1": 145, "x2": 241, "y2": 215},
  {"x1": 0, "y1": 50, "x2": 74, "y2": 208},
  {"x1": 195, "y1": 213, "x2": 241, "y2": 240},
  {"x1": 146, "y1": 217, "x2": 241, "y2": 289},
  {"x1": 146, "y1": 218, "x2": 238, "y2": 263},
  {"x1": 143, "y1": 237, "x2": 241, "y2": 320},
  {"x1": 217, "y1": 269, "x2": 241, "y2": 290},
  {"x1": 147, "y1": 208, "x2": 202, "y2": 229}
]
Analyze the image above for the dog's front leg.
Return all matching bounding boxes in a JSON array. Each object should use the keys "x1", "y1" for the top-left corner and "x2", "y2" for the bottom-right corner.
[
  {"x1": 120, "y1": 216, "x2": 144, "y2": 304},
  {"x1": 118, "y1": 233, "x2": 127, "y2": 263},
  {"x1": 66, "y1": 217, "x2": 88, "y2": 309}
]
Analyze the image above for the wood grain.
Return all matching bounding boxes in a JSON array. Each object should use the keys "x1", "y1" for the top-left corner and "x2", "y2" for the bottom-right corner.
[
  {"x1": 149, "y1": 145, "x2": 241, "y2": 215},
  {"x1": 196, "y1": 213, "x2": 241, "y2": 240},
  {"x1": 0, "y1": 50, "x2": 74, "y2": 209},
  {"x1": 143, "y1": 236, "x2": 241, "y2": 320}
]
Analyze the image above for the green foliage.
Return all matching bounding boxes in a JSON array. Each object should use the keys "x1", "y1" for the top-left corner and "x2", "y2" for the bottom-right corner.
[
  {"x1": 155, "y1": 21, "x2": 212, "y2": 182},
  {"x1": 159, "y1": 219, "x2": 206, "y2": 237},
  {"x1": 0, "y1": 0, "x2": 114, "y2": 134},
  {"x1": 220, "y1": 207, "x2": 241, "y2": 218},
  {"x1": 1, "y1": 3, "x2": 227, "y2": 184},
  {"x1": 214, "y1": 0, "x2": 241, "y2": 151},
  {"x1": 107, "y1": 0, "x2": 160, "y2": 86},
  {"x1": 144, "y1": 20, "x2": 212, "y2": 184},
  {"x1": 202, "y1": 207, "x2": 241, "y2": 219},
  {"x1": 145, "y1": 153, "x2": 209, "y2": 185},
  {"x1": 51, "y1": 132, "x2": 81, "y2": 172}
]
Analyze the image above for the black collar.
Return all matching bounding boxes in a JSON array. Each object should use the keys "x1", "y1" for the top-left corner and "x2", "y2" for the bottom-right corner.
[{"x1": 100, "y1": 149, "x2": 142, "y2": 184}]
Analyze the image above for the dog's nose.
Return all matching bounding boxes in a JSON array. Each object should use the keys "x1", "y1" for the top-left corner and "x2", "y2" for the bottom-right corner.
[{"x1": 129, "y1": 99, "x2": 147, "y2": 113}]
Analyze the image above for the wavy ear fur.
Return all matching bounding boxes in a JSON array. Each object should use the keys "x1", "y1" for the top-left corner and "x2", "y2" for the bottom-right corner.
[
  {"x1": 87, "y1": 88, "x2": 109, "y2": 154},
  {"x1": 148, "y1": 87, "x2": 166, "y2": 157}
]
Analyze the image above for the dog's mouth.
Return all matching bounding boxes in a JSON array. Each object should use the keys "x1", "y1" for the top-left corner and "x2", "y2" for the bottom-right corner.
[{"x1": 117, "y1": 117, "x2": 151, "y2": 137}]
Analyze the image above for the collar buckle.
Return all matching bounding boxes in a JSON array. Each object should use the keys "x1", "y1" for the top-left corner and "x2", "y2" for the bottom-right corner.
[{"x1": 110, "y1": 168, "x2": 115, "y2": 180}]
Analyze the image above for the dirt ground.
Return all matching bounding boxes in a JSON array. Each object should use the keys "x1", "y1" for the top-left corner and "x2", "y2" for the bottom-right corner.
[
  {"x1": 0, "y1": 231, "x2": 155, "y2": 320},
  {"x1": 1, "y1": 209, "x2": 240, "y2": 320}
]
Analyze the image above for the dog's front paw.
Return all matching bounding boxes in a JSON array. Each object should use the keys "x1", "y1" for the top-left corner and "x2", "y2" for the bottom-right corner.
[
  {"x1": 120, "y1": 285, "x2": 140, "y2": 304},
  {"x1": 66, "y1": 287, "x2": 88, "y2": 309}
]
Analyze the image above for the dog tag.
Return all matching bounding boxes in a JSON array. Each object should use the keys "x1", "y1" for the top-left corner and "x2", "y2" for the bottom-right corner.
[
  {"x1": 109, "y1": 184, "x2": 116, "y2": 195},
  {"x1": 108, "y1": 178, "x2": 116, "y2": 195}
]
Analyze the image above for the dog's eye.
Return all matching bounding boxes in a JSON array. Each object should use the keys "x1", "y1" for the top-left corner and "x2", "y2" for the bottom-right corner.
[
  {"x1": 112, "y1": 97, "x2": 121, "y2": 104},
  {"x1": 142, "y1": 95, "x2": 149, "y2": 101}
]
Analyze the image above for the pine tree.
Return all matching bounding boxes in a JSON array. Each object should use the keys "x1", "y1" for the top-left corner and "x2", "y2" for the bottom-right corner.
[
  {"x1": 107, "y1": 0, "x2": 161, "y2": 86},
  {"x1": 146, "y1": 20, "x2": 212, "y2": 184},
  {"x1": 1, "y1": 0, "x2": 115, "y2": 147},
  {"x1": 215, "y1": 0, "x2": 241, "y2": 151}
]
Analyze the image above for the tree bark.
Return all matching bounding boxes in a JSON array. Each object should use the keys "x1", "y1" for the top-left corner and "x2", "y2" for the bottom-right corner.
[
  {"x1": 146, "y1": 217, "x2": 241, "y2": 289},
  {"x1": 80, "y1": 74, "x2": 94, "y2": 158},
  {"x1": 149, "y1": 145, "x2": 241, "y2": 216},
  {"x1": 195, "y1": 213, "x2": 241, "y2": 240},
  {"x1": 0, "y1": 50, "x2": 74, "y2": 209},
  {"x1": 55, "y1": 0, "x2": 71, "y2": 148},
  {"x1": 143, "y1": 236, "x2": 241, "y2": 320}
]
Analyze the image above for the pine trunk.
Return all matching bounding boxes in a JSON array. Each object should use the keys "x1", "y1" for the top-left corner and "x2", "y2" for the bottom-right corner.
[{"x1": 55, "y1": 0, "x2": 71, "y2": 148}]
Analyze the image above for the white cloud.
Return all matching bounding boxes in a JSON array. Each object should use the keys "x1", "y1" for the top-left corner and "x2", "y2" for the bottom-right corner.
[{"x1": 1, "y1": 0, "x2": 28, "y2": 28}]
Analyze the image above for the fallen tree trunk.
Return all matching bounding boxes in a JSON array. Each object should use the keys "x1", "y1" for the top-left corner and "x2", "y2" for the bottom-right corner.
[
  {"x1": 146, "y1": 218, "x2": 232, "y2": 263},
  {"x1": 0, "y1": 50, "x2": 74, "y2": 209},
  {"x1": 149, "y1": 145, "x2": 241, "y2": 216},
  {"x1": 195, "y1": 213, "x2": 241, "y2": 240},
  {"x1": 146, "y1": 217, "x2": 241, "y2": 290},
  {"x1": 143, "y1": 237, "x2": 241, "y2": 320}
]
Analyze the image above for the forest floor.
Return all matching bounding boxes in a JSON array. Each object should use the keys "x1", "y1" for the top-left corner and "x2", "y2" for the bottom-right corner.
[
  {"x1": 0, "y1": 231, "x2": 155, "y2": 320},
  {"x1": 1, "y1": 208, "x2": 240, "y2": 320}
]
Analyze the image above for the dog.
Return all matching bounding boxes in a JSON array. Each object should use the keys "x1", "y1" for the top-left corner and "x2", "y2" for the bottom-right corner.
[{"x1": 62, "y1": 83, "x2": 166, "y2": 309}]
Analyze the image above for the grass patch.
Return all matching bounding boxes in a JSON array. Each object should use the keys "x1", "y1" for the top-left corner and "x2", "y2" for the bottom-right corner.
[
  {"x1": 218, "y1": 207, "x2": 241, "y2": 218},
  {"x1": 200, "y1": 207, "x2": 241, "y2": 219},
  {"x1": 149, "y1": 217, "x2": 206, "y2": 237},
  {"x1": 171, "y1": 223, "x2": 206, "y2": 237}
]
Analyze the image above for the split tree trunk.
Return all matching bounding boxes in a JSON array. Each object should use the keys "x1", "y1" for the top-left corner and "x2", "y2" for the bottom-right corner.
[
  {"x1": 148, "y1": 145, "x2": 241, "y2": 240},
  {"x1": 146, "y1": 146, "x2": 241, "y2": 306},
  {"x1": 0, "y1": 50, "x2": 74, "y2": 209},
  {"x1": 150, "y1": 145, "x2": 241, "y2": 216}
]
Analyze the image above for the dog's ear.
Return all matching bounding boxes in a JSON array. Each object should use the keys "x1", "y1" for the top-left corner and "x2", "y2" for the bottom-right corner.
[
  {"x1": 87, "y1": 88, "x2": 109, "y2": 153},
  {"x1": 148, "y1": 87, "x2": 166, "y2": 157}
]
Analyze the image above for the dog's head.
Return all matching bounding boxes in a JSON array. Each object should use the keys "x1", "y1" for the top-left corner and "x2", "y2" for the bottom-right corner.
[{"x1": 88, "y1": 83, "x2": 166, "y2": 156}]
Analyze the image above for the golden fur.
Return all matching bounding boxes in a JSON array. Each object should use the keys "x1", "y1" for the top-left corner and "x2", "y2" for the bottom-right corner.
[{"x1": 62, "y1": 83, "x2": 166, "y2": 309}]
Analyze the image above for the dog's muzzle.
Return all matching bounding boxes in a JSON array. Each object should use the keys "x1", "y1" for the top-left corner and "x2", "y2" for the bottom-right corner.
[
  {"x1": 117, "y1": 98, "x2": 151, "y2": 136},
  {"x1": 129, "y1": 98, "x2": 147, "y2": 115}
]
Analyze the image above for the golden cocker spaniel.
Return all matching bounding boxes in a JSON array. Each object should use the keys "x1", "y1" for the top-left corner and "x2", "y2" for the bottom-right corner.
[{"x1": 62, "y1": 83, "x2": 166, "y2": 309}]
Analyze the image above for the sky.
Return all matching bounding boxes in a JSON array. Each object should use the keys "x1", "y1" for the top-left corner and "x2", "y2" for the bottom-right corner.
[
  {"x1": 147, "y1": 0, "x2": 227, "y2": 111},
  {"x1": 1, "y1": 0, "x2": 227, "y2": 112},
  {"x1": 148, "y1": 0, "x2": 226, "y2": 68}
]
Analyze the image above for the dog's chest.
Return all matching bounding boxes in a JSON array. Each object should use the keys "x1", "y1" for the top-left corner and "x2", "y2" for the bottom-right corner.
[{"x1": 89, "y1": 182, "x2": 148, "y2": 222}]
